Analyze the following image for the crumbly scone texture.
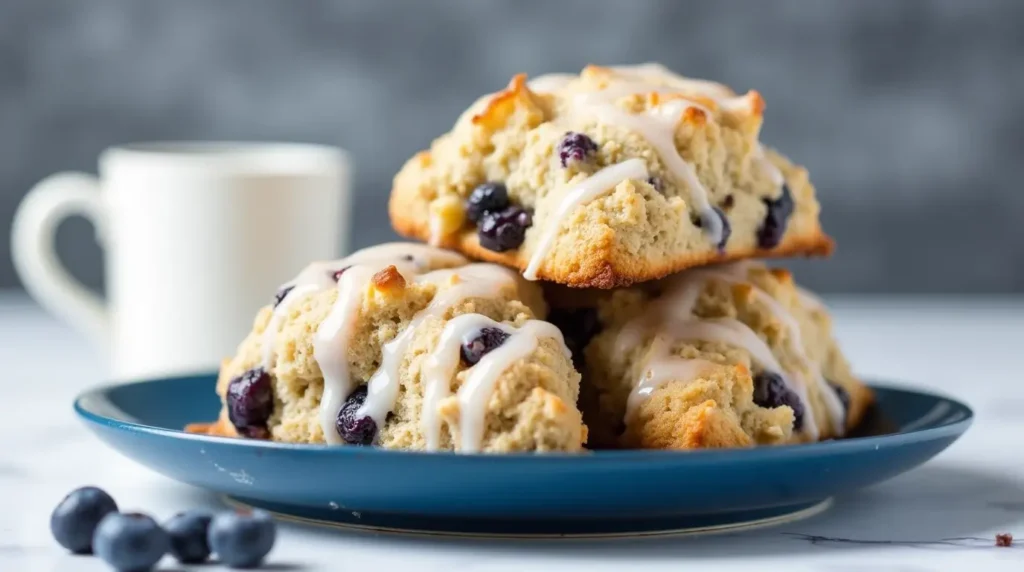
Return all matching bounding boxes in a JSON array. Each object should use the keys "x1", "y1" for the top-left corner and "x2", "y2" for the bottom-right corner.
[
  {"x1": 551, "y1": 262, "x2": 871, "y2": 450},
  {"x1": 390, "y1": 64, "x2": 833, "y2": 288},
  {"x1": 209, "y1": 263, "x2": 586, "y2": 453}
]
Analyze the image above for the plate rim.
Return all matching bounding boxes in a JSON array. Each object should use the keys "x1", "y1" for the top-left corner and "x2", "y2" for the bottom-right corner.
[{"x1": 74, "y1": 374, "x2": 974, "y2": 463}]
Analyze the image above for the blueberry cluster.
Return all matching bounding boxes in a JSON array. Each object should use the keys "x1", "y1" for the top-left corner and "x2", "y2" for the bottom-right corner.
[
  {"x1": 226, "y1": 368, "x2": 274, "y2": 439},
  {"x1": 460, "y1": 327, "x2": 511, "y2": 366},
  {"x1": 757, "y1": 183, "x2": 795, "y2": 249},
  {"x1": 336, "y1": 386, "x2": 378, "y2": 445},
  {"x1": 465, "y1": 182, "x2": 533, "y2": 252},
  {"x1": 51, "y1": 486, "x2": 276, "y2": 570},
  {"x1": 752, "y1": 371, "x2": 806, "y2": 430}
]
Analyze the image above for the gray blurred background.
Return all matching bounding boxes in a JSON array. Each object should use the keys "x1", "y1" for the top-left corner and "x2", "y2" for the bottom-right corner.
[{"x1": 1, "y1": 0, "x2": 1021, "y2": 294}]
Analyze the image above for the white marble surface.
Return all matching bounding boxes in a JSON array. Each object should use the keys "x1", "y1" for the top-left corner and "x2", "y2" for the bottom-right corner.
[{"x1": 1, "y1": 292, "x2": 1022, "y2": 571}]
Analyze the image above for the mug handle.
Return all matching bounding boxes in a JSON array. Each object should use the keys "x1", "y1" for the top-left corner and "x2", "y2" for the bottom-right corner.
[{"x1": 11, "y1": 172, "x2": 109, "y2": 347}]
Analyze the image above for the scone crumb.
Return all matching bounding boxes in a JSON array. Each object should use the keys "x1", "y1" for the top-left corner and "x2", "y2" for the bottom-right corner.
[
  {"x1": 372, "y1": 265, "x2": 406, "y2": 293},
  {"x1": 995, "y1": 533, "x2": 1013, "y2": 547}
]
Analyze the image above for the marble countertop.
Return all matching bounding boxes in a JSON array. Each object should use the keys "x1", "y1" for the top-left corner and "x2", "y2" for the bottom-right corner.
[{"x1": 1, "y1": 293, "x2": 1022, "y2": 571}]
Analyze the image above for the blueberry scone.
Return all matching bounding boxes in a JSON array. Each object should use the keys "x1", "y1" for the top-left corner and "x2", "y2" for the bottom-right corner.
[
  {"x1": 391, "y1": 63, "x2": 834, "y2": 289},
  {"x1": 545, "y1": 261, "x2": 871, "y2": 449},
  {"x1": 192, "y1": 243, "x2": 586, "y2": 453}
]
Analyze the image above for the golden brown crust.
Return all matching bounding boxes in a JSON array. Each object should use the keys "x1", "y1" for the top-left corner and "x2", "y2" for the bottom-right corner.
[{"x1": 390, "y1": 200, "x2": 834, "y2": 288}]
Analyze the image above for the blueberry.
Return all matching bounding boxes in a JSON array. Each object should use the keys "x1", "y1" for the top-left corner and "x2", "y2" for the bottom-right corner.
[
  {"x1": 164, "y1": 511, "x2": 213, "y2": 564},
  {"x1": 829, "y1": 381, "x2": 851, "y2": 424},
  {"x1": 478, "y1": 206, "x2": 532, "y2": 252},
  {"x1": 646, "y1": 176, "x2": 664, "y2": 193},
  {"x1": 752, "y1": 371, "x2": 805, "y2": 430},
  {"x1": 336, "y1": 386, "x2": 377, "y2": 445},
  {"x1": 50, "y1": 486, "x2": 119, "y2": 554},
  {"x1": 545, "y1": 308, "x2": 601, "y2": 366},
  {"x1": 272, "y1": 286, "x2": 294, "y2": 309},
  {"x1": 465, "y1": 182, "x2": 509, "y2": 223},
  {"x1": 557, "y1": 131, "x2": 599, "y2": 168},
  {"x1": 695, "y1": 207, "x2": 731, "y2": 252},
  {"x1": 93, "y1": 512, "x2": 169, "y2": 572},
  {"x1": 208, "y1": 509, "x2": 276, "y2": 569},
  {"x1": 227, "y1": 368, "x2": 274, "y2": 439},
  {"x1": 757, "y1": 183, "x2": 794, "y2": 249},
  {"x1": 460, "y1": 327, "x2": 511, "y2": 366}
]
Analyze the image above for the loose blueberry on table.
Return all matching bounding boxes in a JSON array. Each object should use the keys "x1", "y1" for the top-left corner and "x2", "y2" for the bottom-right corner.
[
  {"x1": 460, "y1": 327, "x2": 511, "y2": 366},
  {"x1": 753, "y1": 371, "x2": 805, "y2": 430},
  {"x1": 50, "y1": 486, "x2": 119, "y2": 554},
  {"x1": 757, "y1": 183, "x2": 794, "y2": 249},
  {"x1": 557, "y1": 131, "x2": 598, "y2": 168},
  {"x1": 336, "y1": 386, "x2": 377, "y2": 445},
  {"x1": 164, "y1": 510, "x2": 213, "y2": 564},
  {"x1": 227, "y1": 367, "x2": 274, "y2": 439},
  {"x1": 93, "y1": 512, "x2": 169, "y2": 572},
  {"x1": 208, "y1": 509, "x2": 277, "y2": 569}
]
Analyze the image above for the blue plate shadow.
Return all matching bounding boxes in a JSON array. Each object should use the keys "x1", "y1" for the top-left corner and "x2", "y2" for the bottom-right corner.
[{"x1": 75, "y1": 374, "x2": 971, "y2": 537}]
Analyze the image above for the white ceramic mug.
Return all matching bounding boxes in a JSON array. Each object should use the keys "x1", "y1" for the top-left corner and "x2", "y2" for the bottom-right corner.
[{"x1": 12, "y1": 142, "x2": 351, "y2": 380}]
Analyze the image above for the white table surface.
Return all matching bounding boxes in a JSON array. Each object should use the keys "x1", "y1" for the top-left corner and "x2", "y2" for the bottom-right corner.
[{"x1": 1, "y1": 292, "x2": 1022, "y2": 571}]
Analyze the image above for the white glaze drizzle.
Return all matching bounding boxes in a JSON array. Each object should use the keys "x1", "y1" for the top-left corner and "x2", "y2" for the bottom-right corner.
[
  {"x1": 313, "y1": 265, "x2": 379, "y2": 445},
  {"x1": 260, "y1": 243, "x2": 467, "y2": 372},
  {"x1": 625, "y1": 331, "x2": 718, "y2": 421},
  {"x1": 253, "y1": 243, "x2": 469, "y2": 445},
  {"x1": 356, "y1": 264, "x2": 518, "y2": 429},
  {"x1": 456, "y1": 319, "x2": 569, "y2": 453},
  {"x1": 569, "y1": 92, "x2": 723, "y2": 245},
  {"x1": 523, "y1": 64, "x2": 787, "y2": 274},
  {"x1": 263, "y1": 242, "x2": 563, "y2": 450},
  {"x1": 610, "y1": 263, "x2": 832, "y2": 439},
  {"x1": 420, "y1": 313, "x2": 495, "y2": 450},
  {"x1": 682, "y1": 266, "x2": 846, "y2": 435},
  {"x1": 523, "y1": 158, "x2": 649, "y2": 280}
]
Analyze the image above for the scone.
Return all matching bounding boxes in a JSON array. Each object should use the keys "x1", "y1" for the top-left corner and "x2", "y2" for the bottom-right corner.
[
  {"x1": 390, "y1": 63, "x2": 833, "y2": 289},
  {"x1": 195, "y1": 243, "x2": 586, "y2": 454},
  {"x1": 544, "y1": 260, "x2": 871, "y2": 450}
]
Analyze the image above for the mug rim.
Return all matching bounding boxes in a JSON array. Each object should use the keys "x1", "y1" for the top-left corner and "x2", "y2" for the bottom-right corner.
[{"x1": 100, "y1": 141, "x2": 350, "y2": 175}]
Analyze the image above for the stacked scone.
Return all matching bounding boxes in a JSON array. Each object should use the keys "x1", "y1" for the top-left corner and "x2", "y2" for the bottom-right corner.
[{"x1": 198, "y1": 63, "x2": 871, "y2": 453}]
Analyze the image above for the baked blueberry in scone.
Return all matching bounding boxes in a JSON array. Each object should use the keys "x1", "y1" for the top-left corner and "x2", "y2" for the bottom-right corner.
[
  {"x1": 544, "y1": 260, "x2": 871, "y2": 449},
  {"x1": 390, "y1": 63, "x2": 833, "y2": 288},
  {"x1": 194, "y1": 243, "x2": 586, "y2": 453}
]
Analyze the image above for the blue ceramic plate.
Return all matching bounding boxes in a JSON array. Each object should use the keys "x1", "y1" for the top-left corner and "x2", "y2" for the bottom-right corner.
[{"x1": 75, "y1": 374, "x2": 971, "y2": 538}]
